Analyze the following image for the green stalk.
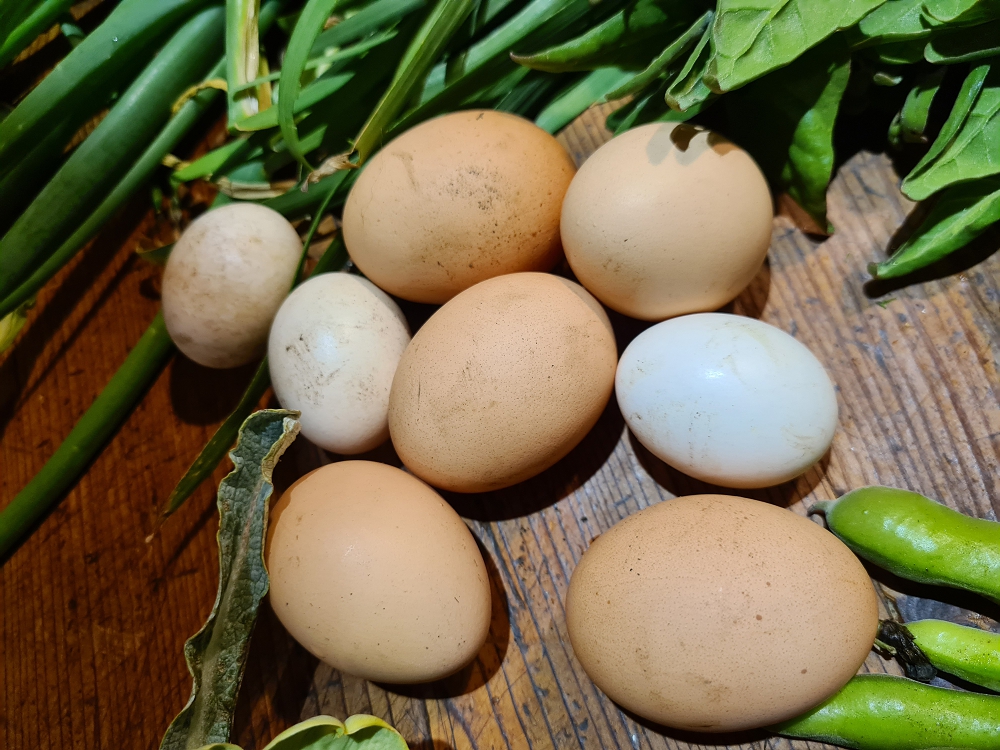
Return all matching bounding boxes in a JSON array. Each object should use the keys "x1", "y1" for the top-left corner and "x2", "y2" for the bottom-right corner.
[
  {"x1": 0, "y1": 5, "x2": 226, "y2": 304},
  {"x1": 0, "y1": 0, "x2": 75, "y2": 69},
  {"x1": 0, "y1": 0, "x2": 211, "y2": 168},
  {"x1": 0, "y1": 0, "x2": 287, "y2": 322},
  {"x1": 0, "y1": 313, "x2": 175, "y2": 560}
]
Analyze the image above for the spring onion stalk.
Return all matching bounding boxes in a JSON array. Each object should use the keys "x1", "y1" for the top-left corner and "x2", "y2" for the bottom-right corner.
[
  {"x1": 0, "y1": 0, "x2": 75, "y2": 69},
  {"x1": 0, "y1": 5, "x2": 227, "y2": 304},
  {"x1": 0, "y1": 0, "x2": 287, "y2": 322},
  {"x1": 0, "y1": 313, "x2": 175, "y2": 560}
]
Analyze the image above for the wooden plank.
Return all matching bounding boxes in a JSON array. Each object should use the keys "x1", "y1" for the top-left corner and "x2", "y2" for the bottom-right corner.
[{"x1": 1, "y1": 103, "x2": 998, "y2": 750}]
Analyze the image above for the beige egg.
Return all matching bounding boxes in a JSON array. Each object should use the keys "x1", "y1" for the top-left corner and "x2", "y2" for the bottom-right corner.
[
  {"x1": 267, "y1": 461, "x2": 492, "y2": 684},
  {"x1": 388, "y1": 272, "x2": 617, "y2": 492},
  {"x1": 566, "y1": 494, "x2": 878, "y2": 732},
  {"x1": 560, "y1": 122, "x2": 773, "y2": 321},
  {"x1": 342, "y1": 110, "x2": 576, "y2": 304}
]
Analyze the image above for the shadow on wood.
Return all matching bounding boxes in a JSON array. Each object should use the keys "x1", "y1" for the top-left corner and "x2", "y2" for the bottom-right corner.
[{"x1": 169, "y1": 355, "x2": 261, "y2": 426}]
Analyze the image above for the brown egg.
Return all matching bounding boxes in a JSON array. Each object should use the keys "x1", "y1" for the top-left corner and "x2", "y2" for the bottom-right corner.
[
  {"x1": 388, "y1": 272, "x2": 617, "y2": 492},
  {"x1": 342, "y1": 110, "x2": 576, "y2": 304},
  {"x1": 267, "y1": 461, "x2": 492, "y2": 684},
  {"x1": 566, "y1": 494, "x2": 878, "y2": 732},
  {"x1": 560, "y1": 122, "x2": 773, "y2": 321}
]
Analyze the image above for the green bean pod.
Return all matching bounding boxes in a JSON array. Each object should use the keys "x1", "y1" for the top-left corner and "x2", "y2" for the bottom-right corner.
[
  {"x1": 774, "y1": 674, "x2": 1000, "y2": 749},
  {"x1": 812, "y1": 486, "x2": 1000, "y2": 603},
  {"x1": 906, "y1": 620, "x2": 1000, "y2": 693}
]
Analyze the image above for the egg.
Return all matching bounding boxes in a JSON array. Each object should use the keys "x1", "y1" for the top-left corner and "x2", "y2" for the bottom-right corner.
[
  {"x1": 268, "y1": 273, "x2": 411, "y2": 454},
  {"x1": 388, "y1": 272, "x2": 617, "y2": 492},
  {"x1": 560, "y1": 122, "x2": 773, "y2": 321},
  {"x1": 162, "y1": 202, "x2": 302, "y2": 368},
  {"x1": 616, "y1": 313, "x2": 838, "y2": 488},
  {"x1": 267, "y1": 461, "x2": 492, "y2": 684},
  {"x1": 567, "y1": 494, "x2": 879, "y2": 732},
  {"x1": 342, "y1": 110, "x2": 576, "y2": 304}
]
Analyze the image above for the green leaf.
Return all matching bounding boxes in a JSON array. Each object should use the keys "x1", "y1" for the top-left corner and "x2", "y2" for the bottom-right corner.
[
  {"x1": 0, "y1": 298, "x2": 32, "y2": 353},
  {"x1": 606, "y1": 79, "x2": 709, "y2": 134},
  {"x1": 891, "y1": 67, "x2": 945, "y2": 145},
  {"x1": 604, "y1": 10, "x2": 712, "y2": 101},
  {"x1": 664, "y1": 14, "x2": 715, "y2": 111},
  {"x1": 511, "y1": 0, "x2": 700, "y2": 73},
  {"x1": 922, "y1": 0, "x2": 1000, "y2": 24},
  {"x1": 226, "y1": 0, "x2": 265, "y2": 126},
  {"x1": 534, "y1": 67, "x2": 632, "y2": 132},
  {"x1": 726, "y1": 35, "x2": 852, "y2": 230},
  {"x1": 872, "y1": 176, "x2": 1000, "y2": 278},
  {"x1": 852, "y1": 0, "x2": 930, "y2": 45},
  {"x1": 159, "y1": 410, "x2": 300, "y2": 750},
  {"x1": 902, "y1": 62, "x2": 1000, "y2": 200},
  {"x1": 310, "y1": 0, "x2": 427, "y2": 53},
  {"x1": 0, "y1": 0, "x2": 74, "y2": 69},
  {"x1": 925, "y1": 19, "x2": 1000, "y2": 63},
  {"x1": 0, "y1": 313, "x2": 175, "y2": 560},
  {"x1": 706, "y1": 0, "x2": 885, "y2": 92},
  {"x1": 277, "y1": 0, "x2": 357, "y2": 168},
  {"x1": 258, "y1": 715, "x2": 408, "y2": 750}
]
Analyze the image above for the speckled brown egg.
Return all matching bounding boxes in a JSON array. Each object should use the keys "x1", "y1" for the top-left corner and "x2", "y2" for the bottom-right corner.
[
  {"x1": 388, "y1": 272, "x2": 617, "y2": 492},
  {"x1": 267, "y1": 461, "x2": 492, "y2": 684},
  {"x1": 560, "y1": 122, "x2": 773, "y2": 321},
  {"x1": 566, "y1": 494, "x2": 878, "y2": 732},
  {"x1": 342, "y1": 110, "x2": 576, "y2": 304}
]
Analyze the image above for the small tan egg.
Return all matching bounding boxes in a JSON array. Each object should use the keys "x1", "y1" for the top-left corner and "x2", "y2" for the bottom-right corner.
[
  {"x1": 388, "y1": 272, "x2": 617, "y2": 492},
  {"x1": 342, "y1": 110, "x2": 576, "y2": 304},
  {"x1": 267, "y1": 461, "x2": 492, "y2": 684},
  {"x1": 566, "y1": 494, "x2": 878, "y2": 732},
  {"x1": 560, "y1": 122, "x2": 773, "y2": 321}
]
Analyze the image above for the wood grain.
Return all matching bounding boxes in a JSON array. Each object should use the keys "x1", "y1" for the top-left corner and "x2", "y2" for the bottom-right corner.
[{"x1": 2, "y1": 104, "x2": 999, "y2": 750}]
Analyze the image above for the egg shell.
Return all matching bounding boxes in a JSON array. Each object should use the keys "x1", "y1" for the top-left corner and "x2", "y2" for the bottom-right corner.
[
  {"x1": 388, "y1": 272, "x2": 617, "y2": 492},
  {"x1": 267, "y1": 461, "x2": 492, "y2": 684},
  {"x1": 342, "y1": 110, "x2": 576, "y2": 304},
  {"x1": 616, "y1": 313, "x2": 838, "y2": 488},
  {"x1": 566, "y1": 494, "x2": 879, "y2": 732},
  {"x1": 268, "y1": 273, "x2": 411, "y2": 454},
  {"x1": 560, "y1": 122, "x2": 773, "y2": 321},
  {"x1": 162, "y1": 202, "x2": 302, "y2": 368}
]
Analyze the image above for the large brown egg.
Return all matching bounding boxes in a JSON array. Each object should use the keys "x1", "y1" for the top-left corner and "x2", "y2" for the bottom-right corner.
[
  {"x1": 267, "y1": 461, "x2": 492, "y2": 684},
  {"x1": 342, "y1": 110, "x2": 576, "y2": 304},
  {"x1": 566, "y1": 494, "x2": 878, "y2": 732},
  {"x1": 388, "y1": 272, "x2": 617, "y2": 492},
  {"x1": 560, "y1": 122, "x2": 773, "y2": 321}
]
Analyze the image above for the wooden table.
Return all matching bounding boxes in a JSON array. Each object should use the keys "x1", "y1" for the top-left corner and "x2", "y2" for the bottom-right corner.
[{"x1": 2, "y1": 106, "x2": 999, "y2": 750}]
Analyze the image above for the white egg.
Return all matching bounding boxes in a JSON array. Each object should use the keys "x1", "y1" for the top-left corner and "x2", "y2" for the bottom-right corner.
[
  {"x1": 616, "y1": 313, "x2": 837, "y2": 488},
  {"x1": 268, "y1": 273, "x2": 411, "y2": 454}
]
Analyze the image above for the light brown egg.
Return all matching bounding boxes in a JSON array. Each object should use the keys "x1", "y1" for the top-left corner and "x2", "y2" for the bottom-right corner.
[
  {"x1": 267, "y1": 461, "x2": 492, "y2": 684},
  {"x1": 566, "y1": 494, "x2": 878, "y2": 732},
  {"x1": 388, "y1": 272, "x2": 617, "y2": 492},
  {"x1": 560, "y1": 122, "x2": 773, "y2": 321},
  {"x1": 342, "y1": 110, "x2": 576, "y2": 304}
]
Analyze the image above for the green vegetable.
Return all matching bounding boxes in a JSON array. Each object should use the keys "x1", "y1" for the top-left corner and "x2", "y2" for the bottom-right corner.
[
  {"x1": 925, "y1": 20, "x2": 1000, "y2": 62},
  {"x1": 190, "y1": 715, "x2": 410, "y2": 750},
  {"x1": 812, "y1": 486, "x2": 1000, "y2": 604},
  {"x1": 889, "y1": 67, "x2": 946, "y2": 146},
  {"x1": 706, "y1": 0, "x2": 883, "y2": 92},
  {"x1": 0, "y1": 0, "x2": 210, "y2": 168},
  {"x1": 0, "y1": 313, "x2": 175, "y2": 561},
  {"x1": 726, "y1": 36, "x2": 851, "y2": 230},
  {"x1": 872, "y1": 176, "x2": 1000, "y2": 278},
  {"x1": 775, "y1": 674, "x2": 1000, "y2": 749},
  {"x1": 923, "y1": 0, "x2": 1000, "y2": 25},
  {"x1": 852, "y1": 0, "x2": 931, "y2": 45},
  {"x1": 604, "y1": 10, "x2": 712, "y2": 101},
  {"x1": 664, "y1": 12, "x2": 714, "y2": 112},
  {"x1": 534, "y1": 66, "x2": 632, "y2": 132},
  {"x1": 160, "y1": 410, "x2": 299, "y2": 750},
  {"x1": 0, "y1": 5, "x2": 226, "y2": 305},
  {"x1": 512, "y1": 0, "x2": 700, "y2": 73},
  {"x1": 226, "y1": 0, "x2": 266, "y2": 127},
  {"x1": 0, "y1": 0, "x2": 75, "y2": 70},
  {"x1": 905, "y1": 619, "x2": 1000, "y2": 692},
  {"x1": 902, "y1": 62, "x2": 999, "y2": 200}
]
